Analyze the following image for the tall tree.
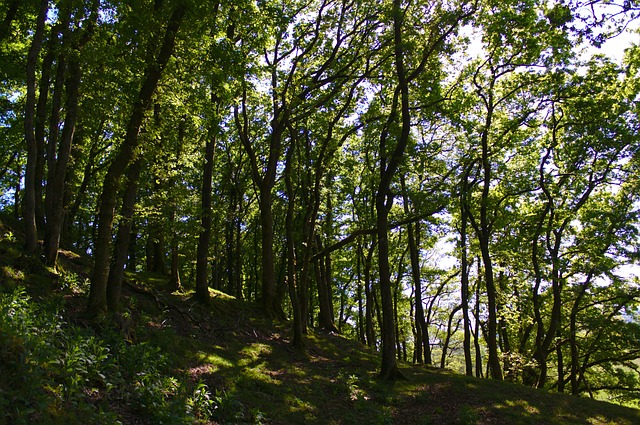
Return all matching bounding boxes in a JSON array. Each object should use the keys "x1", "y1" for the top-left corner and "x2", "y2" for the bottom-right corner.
[
  {"x1": 87, "y1": 1, "x2": 187, "y2": 315},
  {"x1": 43, "y1": 0, "x2": 99, "y2": 267},
  {"x1": 22, "y1": 0, "x2": 48, "y2": 254},
  {"x1": 375, "y1": 0, "x2": 473, "y2": 381}
]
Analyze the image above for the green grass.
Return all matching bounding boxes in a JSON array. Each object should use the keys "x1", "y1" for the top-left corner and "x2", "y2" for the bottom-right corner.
[{"x1": 1, "y1": 216, "x2": 639, "y2": 424}]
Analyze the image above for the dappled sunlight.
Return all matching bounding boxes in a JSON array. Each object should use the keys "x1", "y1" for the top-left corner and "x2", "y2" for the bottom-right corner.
[
  {"x1": 197, "y1": 351, "x2": 236, "y2": 369},
  {"x1": 495, "y1": 399, "x2": 541, "y2": 415},
  {"x1": 238, "y1": 342, "x2": 273, "y2": 365},
  {"x1": 587, "y1": 414, "x2": 636, "y2": 425},
  {"x1": 1, "y1": 265, "x2": 24, "y2": 281}
]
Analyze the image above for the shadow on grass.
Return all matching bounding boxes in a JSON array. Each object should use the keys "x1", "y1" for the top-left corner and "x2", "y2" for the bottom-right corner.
[{"x1": 142, "y1": 284, "x2": 640, "y2": 425}]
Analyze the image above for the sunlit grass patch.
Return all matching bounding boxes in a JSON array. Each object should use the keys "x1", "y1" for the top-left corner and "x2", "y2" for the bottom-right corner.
[
  {"x1": 239, "y1": 342, "x2": 273, "y2": 365},
  {"x1": 197, "y1": 351, "x2": 236, "y2": 369},
  {"x1": 497, "y1": 399, "x2": 541, "y2": 415},
  {"x1": 1, "y1": 264, "x2": 24, "y2": 281},
  {"x1": 587, "y1": 415, "x2": 637, "y2": 425}
]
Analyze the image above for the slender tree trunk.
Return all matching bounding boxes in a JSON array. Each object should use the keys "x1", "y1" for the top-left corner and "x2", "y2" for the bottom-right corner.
[
  {"x1": 234, "y1": 92, "x2": 284, "y2": 318},
  {"x1": 441, "y1": 305, "x2": 462, "y2": 368},
  {"x1": 167, "y1": 117, "x2": 185, "y2": 292},
  {"x1": 497, "y1": 270, "x2": 513, "y2": 381},
  {"x1": 87, "y1": 4, "x2": 186, "y2": 315},
  {"x1": 168, "y1": 209, "x2": 182, "y2": 292},
  {"x1": 284, "y1": 144, "x2": 304, "y2": 348},
  {"x1": 401, "y1": 176, "x2": 428, "y2": 364},
  {"x1": 357, "y1": 241, "x2": 366, "y2": 345},
  {"x1": 393, "y1": 260, "x2": 405, "y2": 360},
  {"x1": 315, "y1": 235, "x2": 339, "y2": 332},
  {"x1": 23, "y1": 0, "x2": 49, "y2": 254},
  {"x1": 14, "y1": 159, "x2": 21, "y2": 221},
  {"x1": 195, "y1": 97, "x2": 218, "y2": 303},
  {"x1": 106, "y1": 159, "x2": 143, "y2": 312},
  {"x1": 35, "y1": 28, "x2": 57, "y2": 233},
  {"x1": 44, "y1": 16, "x2": 69, "y2": 231},
  {"x1": 44, "y1": 54, "x2": 83, "y2": 266},
  {"x1": 556, "y1": 329, "x2": 564, "y2": 393},
  {"x1": 460, "y1": 183, "x2": 473, "y2": 375},
  {"x1": 259, "y1": 188, "x2": 278, "y2": 316},
  {"x1": 364, "y1": 239, "x2": 376, "y2": 350},
  {"x1": 570, "y1": 273, "x2": 591, "y2": 394},
  {"x1": 470, "y1": 95, "x2": 503, "y2": 380},
  {"x1": 376, "y1": 0, "x2": 413, "y2": 381},
  {"x1": 128, "y1": 222, "x2": 138, "y2": 272},
  {"x1": 234, "y1": 206, "x2": 243, "y2": 299},
  {"x1": 474, "y1": 261, "x2": 484, "y2": 378}
]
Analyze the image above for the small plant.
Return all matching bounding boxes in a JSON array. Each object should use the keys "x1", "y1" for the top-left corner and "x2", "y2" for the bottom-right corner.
[{"x1": 187, "y1": 381, "x2": 218, "y2": 419}]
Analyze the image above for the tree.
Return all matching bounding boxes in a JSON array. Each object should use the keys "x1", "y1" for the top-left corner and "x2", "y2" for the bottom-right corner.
[
  {"x1": 87, "y1": 1, "x2": 187, "y2": 316},
  {"x1": 22, "y1": 0, "x2": 48, "y2": 254}
]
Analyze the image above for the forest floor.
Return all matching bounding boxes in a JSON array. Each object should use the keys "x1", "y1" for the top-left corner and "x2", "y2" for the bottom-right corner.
[{"x1": 1, "y1": 214, "x2": 640, "y2": 424}]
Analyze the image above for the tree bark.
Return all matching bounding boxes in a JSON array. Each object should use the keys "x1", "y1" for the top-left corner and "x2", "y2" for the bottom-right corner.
[
  {"x1": 234, "y1": 88, "x2": 284, "y2": 318},
  {"x1": 460, "y1": 171, "x2": 474, "y2": 375},
  {"x1": 441, "y1": 305, "x2": 462, "y2": 368},
  {"x1": 23, "y1": 0, "x2": 49, "y2": 254},
  {"x1": 87, "y1": 4, "x2": 186, "y2": 315},
  {"x1": 284, "y1": 144, "x2": 304, "y2": 348},
  {"x1": 106, "y1": 159, "x2": 143, "y2": 312},
  {"x1": 43, "y1": 57, "x2": 79, "y2": 266},
  {"x1": 356, "y1": 241, "x2": 366, "y2": 345},
  {"x1": 364, "y1": 239, "x2": 377, "y2": 349},
  {"x1": 195, "y1": 93, "x2": 219, "y2": 303},
  {"x1": 167, "y1": 116, "x2": 186, "y2": 292},
  {"x1": 400, "y1": 176, "x2": 429, "y2": 364},
  {"x1": 315, "y1": 235, "x2": 339, "y2": 332}
]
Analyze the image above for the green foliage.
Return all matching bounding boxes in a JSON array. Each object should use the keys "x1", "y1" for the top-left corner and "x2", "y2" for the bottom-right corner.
[
  {"x1": 0, "y1": 284, "x2": 251, "y2": 424},
  {"x1": 0, "y1": 287, "x2": 118, "y2": 424}
]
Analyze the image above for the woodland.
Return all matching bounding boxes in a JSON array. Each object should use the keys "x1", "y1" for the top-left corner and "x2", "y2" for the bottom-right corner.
[{"x1": 2, "y1": 0, "x2": 640, "y2": 422}]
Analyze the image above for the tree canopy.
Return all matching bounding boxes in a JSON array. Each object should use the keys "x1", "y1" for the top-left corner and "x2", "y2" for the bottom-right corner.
[{"x1": 2, "y1": 0, "x2": 640, "y2": 403}]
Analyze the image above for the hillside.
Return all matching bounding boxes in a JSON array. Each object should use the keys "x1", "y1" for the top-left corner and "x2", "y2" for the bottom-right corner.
[{"x1": 1, "y1": 217, "x2": 640, "y2": 425}]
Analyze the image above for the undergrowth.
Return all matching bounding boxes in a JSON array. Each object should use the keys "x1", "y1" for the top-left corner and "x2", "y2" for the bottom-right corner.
[{"x1": 0, "y1": 285, "x2": 243, "y2": 425}]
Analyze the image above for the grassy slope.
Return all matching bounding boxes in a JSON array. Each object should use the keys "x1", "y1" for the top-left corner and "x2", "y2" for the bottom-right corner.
[{"x1": 1, "y1": 216, "x2": 640, "y2": 425}]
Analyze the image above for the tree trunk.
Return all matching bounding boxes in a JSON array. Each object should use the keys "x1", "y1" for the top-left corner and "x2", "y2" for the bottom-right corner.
[
  {"x1": 14, "y1": 159, "x2": 21, "y2": 221},
  {"x1": 23, "y1": 0, "x2": 49, "y2": 254},
  {"x1": 87, "y1": 4, "x2": 186, "y2": 316},
  {"x1": 364, "y1": 239, "x2": 376, "y2": 349},
  {"x1": 497, "y1": 270, "x2": 513, "y2": 381},
  {"x1": 556, "y1": 329, "x2": 564, "y2": 393},
  {"x1": 441, "y1": 305, "x2": 462, "y2": 368},
  {"x1": 401, "y1": 176, "x2": 429, "y2": 364},
  {"x1": 168, "y1": 209, "x2": 182, "y2": 292},
  {"x1": 284, "y1": 144, "x2": 304, "y2": 348},
  {"x1": 167, "y1": 116, "x2": 185, "y2": 292},
  {"x1": 356, "y1": 241, "x2": 366, "y2": 345},
  {"x1": 195, "y1": 95, "x2": 219, "y2": 303},
  {"x1": 234, "y1": 91, "x2": 284, "y2": 318},
  {"x1": 474, "y1": 261, "x2": 484, "y2": 378},
  {"x1": 259, "y1": 188, "x2": 278, "y2": 317},
  {"x1": 44, "y1": 54, "x2": 83, "y2": 266},
  {"x1": 460, "y1": 182, "x2": 473, "y2": 375},
  {"x1": 376, "y1": 190, "x2": 404, "y2": 379},
  {"x1": 570, "y1": 273, "x2": 592, "y2": 394},
  {"x1": 315, "y1": 235, "x2": 339, "y2": 332},
  {"x1": 470, "y1": 95, "x2": 503, "y2": 380},
  {"x1": 106, "y1": 159, "x2": 143, "y2": 312},
  {"x1": 35, "y1": 28, "x2": 57, "y2": 233}
]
